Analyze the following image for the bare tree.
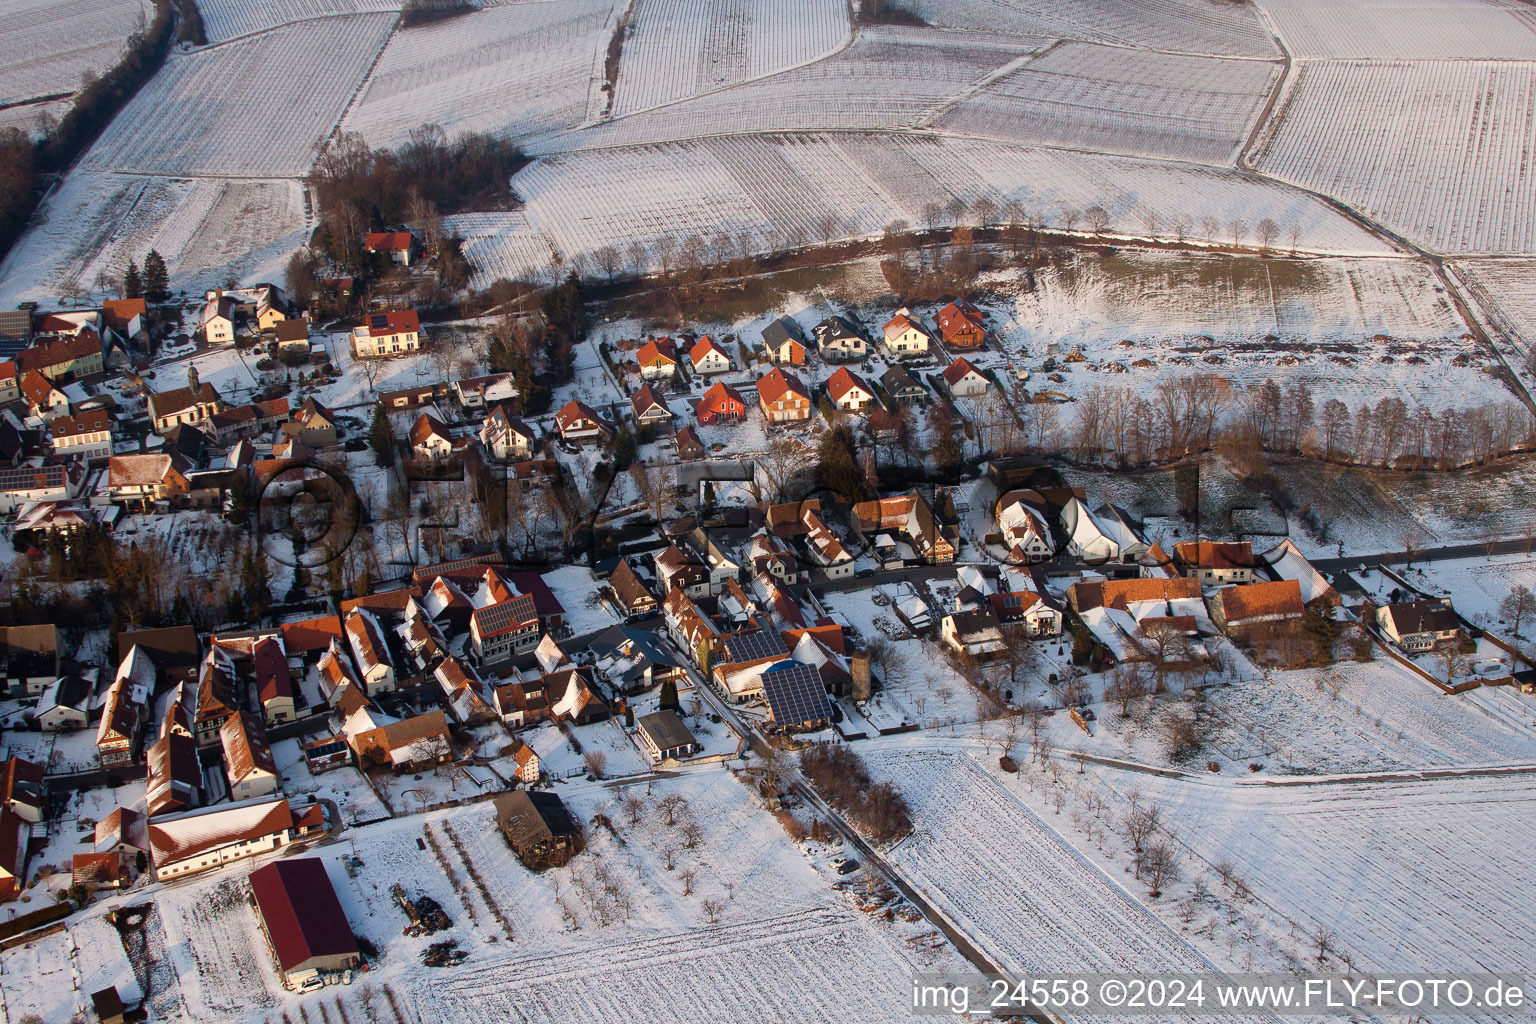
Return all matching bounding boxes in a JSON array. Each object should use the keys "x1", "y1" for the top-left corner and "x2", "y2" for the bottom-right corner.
[
  {"x1": 1123, "y1": 803, "x2": 1161, "y2": 853},
  {"x1": 1085, "y1": 205, "x2": 1110, "y2": 235},
  {"x1": 921, "y1": 201, "x2": 942, "y2": 231},
  {"x1": 657, "y1": 793, "x2": 689, "y2": 826},
  {"x1": 1062, "y1": 208, "x2": 1081, "y2": 233},
  {"x1": 355, "y1": 354, "x2": 387, "y2": 395},
  {"x1": 1228, "y1": 219, "x2": 1248, "y2": 247},
  {"x1": 1256, "y1": 217, "x2": 1279, "y2": 251},
  {"x1": 1134, "y1": 620, "x2": 1192, "y2": 693},
  {"x1": 1200, "y1": 215, "x2": 1221, "y2": 244},
  {"x1": 622, "y1": 793, "x2": 645, "y2": 825},
  {"x1": 584, "y1": 750, "x2": 607, "y2": 779},
  {"x1": 1105, "y1": 662, "x2": 1146, "y2": 716},
  {"x1": 593, "y1": 245, "x2": 622, "y2": 281},
  {"x1": 972, "y1": 195, "x2": 998, "y2": 227},
  {"x1": 701, "y1": 896, "x2": 724, "y2": 924},
  {"x1": 680, "y1": 821, "x2": 703, "y2": 849},
  {"x1": 1288, "y1": 223, "x2": 1303, "y2": 252},
  {"x1": 1501, "y1": 584, "x2": 1536, "y2": 638},
  {"x1": 679, "y1": 867, "x2": 697, "y2": 895},
  {"x1": 1140, "y1": 840, "x2": 1181, "y2": 898},
  {"x1": 1437, "y1": 644, "x2": 1470, "y2": 684},
  {"x1": 1141, "y1": 208, "x2": 1160, "y2": 237},
  {"x1": 1171, "y1": 214, "x2": 1191, "y2": 243}
]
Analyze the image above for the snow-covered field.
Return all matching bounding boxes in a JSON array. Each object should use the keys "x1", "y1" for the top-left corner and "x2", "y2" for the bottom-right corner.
[
  {"x1": 82, "y1": 13, "x2": 395, "y2": 177},
  {"x1": 442, "y1": 210, "x2": 555, "y2": 289},
  {"x1": 512, "y1": 132, "x2": 1388, "y2": 277},
  {"x1": 932, "y1": 42, "x2": 1281, "y2": 165},
  {"x1": 198, "y1": 0, "x2": 402, "y2": 43},
  {"x1": 1253, "y1": 59, "x2": 1536, "y2": 254},
  {"x1": 905, "y1": 0, "x2": 1280, "y2": 58},
  {"x1": 75, "y1": 767, "x2": 959, "y2": 1024},
  {"x1": 342, "y1": 1, "x2": 614, "y2": 150},
  {"x1": 1119, "y1": 770, "x2": 1536, "y2": 981},
  {"x1": 0, "y1": 172, "x2": 306, "y2": 307},
  {"x1": 1258, "y1": 0, "x2": 1536, "y2": 60},
  {"x1": 546, "y1": 26, "x2": 1043, "y2": 154},
  {"x1": 0, "y1": 0, "x2": 153, "y2": 106},
  {"x1": 611, "y1": 0, "x2": 849, "y2": 117},
  {"x1": 867, "y1": 748, "x2": 1267, "y2": 999}
]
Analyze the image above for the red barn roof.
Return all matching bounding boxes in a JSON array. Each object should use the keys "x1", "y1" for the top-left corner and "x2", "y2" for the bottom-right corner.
[{"x1": 249, "y1": 858, "x2": 359, "y2": 972}]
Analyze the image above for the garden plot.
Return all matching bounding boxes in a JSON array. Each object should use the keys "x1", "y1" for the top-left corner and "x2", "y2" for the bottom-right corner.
[
  {"x1": 342, "y1": 1, "x2": 614, "y2": 150},
  {"x1": 164, "y1": 875, "x2": 285, "y2": 1016},
  {"x1": 411, "y1": 908, "x2": 919, "y2": 1024},
  {"x1": 902, "y1": 0, "x2": 1279, "y2": 58},
  {"x1": 1252, "y1": 60, "x2": 1536, "y2": 254},
  {"x1": 0, "y1": 928, "x2": 79, "y2": 1023},
  {"x1": 611, "y1": 0, "x2": 849, "y2": 117},
  {"x1": 1123, "y1": 771, "x2": 1536, "y2": 980},
  {"x1": 69, "y1": 914, "x2": 145, "y2": 1015},
  {"x1": 1255, "y1": 0, "x2": 1536, "y2": 60},
  {"x1": 83, "y1": 13, "x2": 395, "y2": 177},
  {"x1": 931, "y1": 43, "x2": 1281, "y2": 166},
  {"x1": 0, "y1": 0, "x2": 153, "y2": 106},
  {"x1": 199, "y1": 0, "x2": 402, "y2": 42},
  {"x1": 546, "y1": 26, "x2": 1043, "y2": 154},
  {"x1": 867, "y1": 749, "x2": 1269, "y2": 1014}
]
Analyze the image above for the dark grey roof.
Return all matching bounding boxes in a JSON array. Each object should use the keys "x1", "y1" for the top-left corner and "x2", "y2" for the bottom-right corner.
[
  {"x1": 813, "y1": 315, "x2": 863, "y2": 343},
  {"x1": 1385, "y1": 600, "x2": 1459, "y2": 635},
  {"x1": 761, "y1": 316, "x2": 805, "y2": 347},
  {"x1": 761, "y1": 660, "x2": 829, "y2": 728},
  {"x1": 494, "y1": 789, "x2": 577, "y2": 849},
  {"x1": 588, "y1": 625, "x2": 680, "y2": 669},
  {"x1": 881, "y1": 364, "x2": 926, "y2": 393},
  {"x1": 637, "y1": 710, "x2": 696, "y2": 752}
]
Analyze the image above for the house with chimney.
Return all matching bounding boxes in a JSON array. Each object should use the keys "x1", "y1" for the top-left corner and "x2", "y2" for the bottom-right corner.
[
  {"x1": 555, "y1": 400, "x2": 611, "y2": 444},
  {"x1": 630, "y1": 384, "x2": 673, "y2": 427},
  {"x1": 813, "y1": 315, "x2": 867, "y2": 361},
  {"x1": 481, "y1": 403, "x2": 536, "y2": 460},
  {"x1": 50, "y1": 409, "x2": 113, "y2": 462},
  {"x1": 852, "y1": 491, "x2": 956, "y2": 566},
  {"x1": 935, "y1": 299, "x2": 987, "y2": 349},
  {"x1": 147, "y1": 375, "x2": 225, "y2": 434},
  {"x1": 761, "y1": 316, "x2": 807, "y2": 365}
]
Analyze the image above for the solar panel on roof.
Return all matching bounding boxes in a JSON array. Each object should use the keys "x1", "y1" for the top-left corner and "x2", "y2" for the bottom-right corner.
[
  {"x1": 370, "y1": 313, "x2": 388, "y2": 329},
  {"x1": 761, "y1": 661, "x2": 828, "y2": 729},
  {"x1": 306, "y1": 740, "x2": 347, "y2": 758},
  {"x1": 724, "y1": 630, "x2": 786, "y2": 663}
]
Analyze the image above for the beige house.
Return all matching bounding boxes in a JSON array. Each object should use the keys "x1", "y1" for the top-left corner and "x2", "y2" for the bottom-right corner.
[
  {"x1": 882, "y1": 308, "x2": 932, "y2": 357},
  {"x1": 351, "y1": 310, "x2": 422, "y2": 358}
]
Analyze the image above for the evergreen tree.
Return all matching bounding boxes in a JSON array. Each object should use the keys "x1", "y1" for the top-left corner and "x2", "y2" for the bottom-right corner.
[
  {"x1": 226, "y1": 470, "x2": 253, "y2": 526},
  {"x1": 933, "y1": 416, "x2": 962, "y2": 475},
  {"x1": 241, "y1": 547, "x2": 272, "y2": 622},
  {"x1": 612, "y1": 427, "x2": 636, "y2": 470},
  {"x1": 817, "y1": 424, "x2": 865, "y2": 504},
  {"x1": 658, "y1": 679, "x2": 680, "y2": 712},
  {"x1": 142, "y1": 250, "x2": 169, "y2": 304},
  {"x1": 369, "y1": 405, "x2": 395, "y2": 467},
  {"x1": 123, "y1": 260, "x2": 142, "y2": 299}
]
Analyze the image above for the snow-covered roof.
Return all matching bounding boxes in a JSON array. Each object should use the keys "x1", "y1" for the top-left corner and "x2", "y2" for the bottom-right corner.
[
  {"x1": 148, "y1": 796, "x2": 293, "y2": 868},
  {"x1": 1263, "y1": 538, "x2": 1335, "y2": 605}
]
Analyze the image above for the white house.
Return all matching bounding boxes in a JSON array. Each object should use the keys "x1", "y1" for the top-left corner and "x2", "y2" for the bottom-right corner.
[
  {"x1": 882, "y1": 308, "x2": 932, "y2": 358},
  {"x1": 997, "y1": 499, "x2": 1055, "y2": 563},
  {"x1": 942, "y1": 357, "x2": 991, "y2": 399},
  {"x1": 351, "y1": 310, "x2": 422, "y2": 358},
  {"x1": 480, "y1": 404, "x2": 536, "y2": 461},
  {"x1": 409, "y1": 413, "x2": 454, "y2": 460},
  {"x1": 826, "y1": 367, "x2": 876, "y2": 413},
  {"x1": 202, "y1": 294, "x2": 236, "y2": 345},
  {"x1": 814, "y1": 316, "x2": 868, "y2": 361},
  {"x1": 344, "y1": 609, "x2": 396, "y2": 693},
  {"x1": 688, "y1": 336, "x2": 732, "y2": 375},
  {"x1": 50, "y1": 409, "x2": 113, "y2": 462}
]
